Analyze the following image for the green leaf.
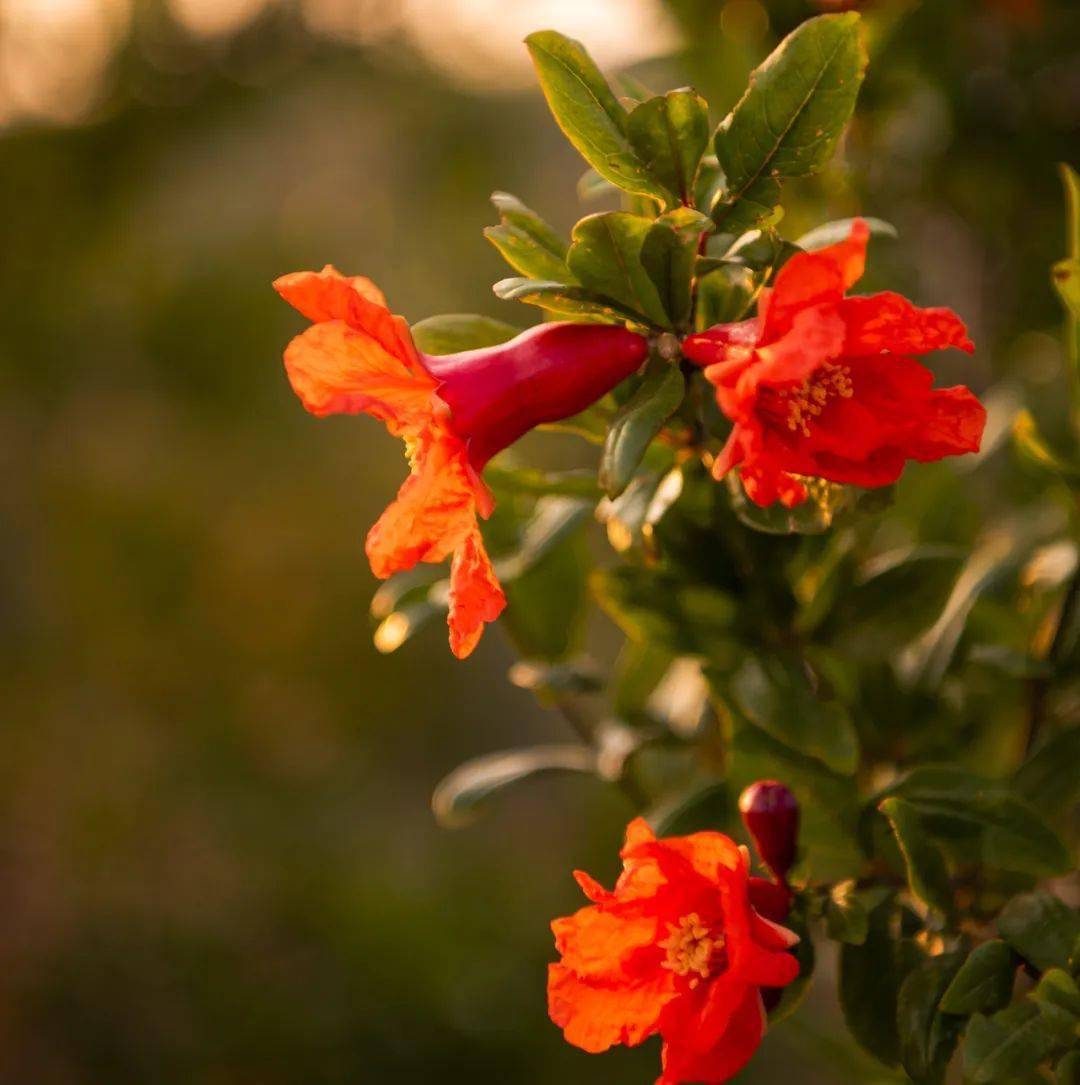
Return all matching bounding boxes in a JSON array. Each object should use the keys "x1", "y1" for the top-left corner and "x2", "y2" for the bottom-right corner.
[
  {"x1": 410, "y1": 313, "x2": 520, "y2": 355},
  {"x1": 768, "y1": 898, "x2": 816, "y2": 1025},
  {"x1": 824, "y1": 880, "x2": 872, "y2": 946},
  {"x1": 492, "y1": 276, "x2": 643, "y2": 323},
  {"x1": 998, "y1": 893, "x2": 1080, "y2": 973},
  {"x1": 879, "y1": 797, "x2": 954, "y2": 915},
  {"x1": 727, "y1": 652, "x2": 859, "y2": 774},
  {"x1": 626, "y1": 89, "x2": 711, "y2": 205},
  {"x1": 1056, "y1": 1050, "x2": 1080, "y2": 1084},
  {"x1": 484, "y1": 191, "x2": 574, "y2": 281},
  {"x1": 503, "y1": 528, "x2": 590, "y2": 661},
  {"x1": 592, "y1": 566, "x2": 737, "y2": 660},
  {"x1": 525, "y1": 31, "x2": 671, "y2": 203},
  {"x1": 878, "y1": 767, "x2": 1072, "y2": 879},
  {"x1": 1015, "y1": 725, "x2": 1080, "y2": 815},
  {"x1": 840, "y1": 903, "x2": 921, "y2": 1067},
  {"x1": 508, "y1": 659, "x2": 603, "y2": 699},
  {"x1": 897, "y1": 951, "x2": 965, "y2": 1085},
  {"x1": 599, "y1": 360, "x2": 685, "y2": 498},
  {"x1": 964, "y1": 1001, "x2": 1076, "y2": 1083},
  {"x1": 835, "y1": 546, "x2": 964, "y2": 661},
  {"x1": 640, "y1": 208, "x2": 712, "y2": 327},
  {"x1": 712, "y1": 13, "x2": 866, "y2": 230},
  {"x1": 496, "y1": 497, "x2": 593, "y2": 580},
  {"x1": 568, "y1": 212, "x2": 672, "y2": 326},
  {"x1": 612, "y1": 639, "x2": 675, "y2": 717},
  {"x1": 795, "y1": 215, "x2": 897, "y2": 250},
  {"x1": 649, "y1": 781, "x2": 729, "y2": 837},
  {"x1": 940, "y1": 941, "x2": 1017, "y2": 1016},
  {"x1": 694, "y1": 262, "x2": 756, "y2": 329},
  {"x1": 484, "y1": 465, "x2": 600, "y2": 500},
  {"x1": 1033, "y1": 970, "x2": 1080, "y2": 1018},
  {"x1": 432, "y1": 745, "x2": 597, "y2": 828}
]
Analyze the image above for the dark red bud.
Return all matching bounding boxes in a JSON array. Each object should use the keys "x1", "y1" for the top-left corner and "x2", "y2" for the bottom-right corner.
[
  {"x1": 739, "y1": 780, "x2": 799, "y2": 884},
  {"x1": 420, "y1": 322, "x2": 649, "y2": 472}
]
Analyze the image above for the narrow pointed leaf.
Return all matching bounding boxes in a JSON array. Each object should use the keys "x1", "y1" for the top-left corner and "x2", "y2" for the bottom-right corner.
[
  {"x1": 712, "y1": 13, "x2": 866, "y2": 230},
  {"x1": 568, "y1": 212, "x2": 672, "y2": 326},
  {"x1": 940, "y1": 941, "x2": 1016, "y2": 1016},
  {"x1": 484, "y1": 191, "x2": 574, "y2": 281},
  {"x1": 998, "y1": 893, "x2": 1080, "y2": 973},
  {"x1": 493, "y1": 277, "x2": 643, "y2": 323},
  {"x1": 897, "y1": 951, "x2": 965, "y2": 1085},
  {"x1": 626, "y1": 89, "x2": 710, "y2": 206},
  {"x1": 879, "y1": 797, "x2": 953, "y2": 915},
  {"x1": 525, "y1": 31, "x2": 671, "y2": 203},
  {"x1": 599, "y1": 360, "x2": 685, "y2": 498},
  {"x1": 641, "y1": 208, "x2": 712, "y2": 327},
  {"x1": 410, "y1": 313, "x2": 520, "y2": 355}
]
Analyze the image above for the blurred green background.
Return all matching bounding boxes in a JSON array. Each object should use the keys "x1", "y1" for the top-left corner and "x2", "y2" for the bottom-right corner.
[{"x1": 0, "y1": 0, "x2": 1077, "y2": 1081}]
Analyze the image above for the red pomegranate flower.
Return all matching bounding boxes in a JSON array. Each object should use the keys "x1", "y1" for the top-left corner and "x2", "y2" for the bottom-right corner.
[
  {"x1": 682, "y1": 220, "x2": 986, "y2": 508},
  {"x1": 548, "y1": 818, "x2": 800, "y2": 1084},
  {"x1": 274, "y1": 267, "x2": 648, "y2": 657}
]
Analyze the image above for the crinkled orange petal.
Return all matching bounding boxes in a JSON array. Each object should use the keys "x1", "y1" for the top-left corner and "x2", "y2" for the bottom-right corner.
[
  {"x1": 365, "y1": 433, "x2": 477, "y2": 579},
  {"x1": 553, "y1": 904, "x2": 660, "y2": 980},
  {"x1": 760, "y1": 219, "x2": 869, "y2": 344},
  {"x1": 283, "y1": 320, "x2": 435, "y2": 432},
  {"x1": 573, "y1": 870, "x2": 614, "y2": 904},
  {"x1": 548, "y1": 963, "x2": 674, "y2": 1054},
  {"x1": 274, "y1": 266, "x2": 423, "y2": 375},
  {"x1": 840, "y1": 291, "x2": 975, "y2": 356},
  {"x1": 447, "y1": 527, "x2": 506, "y2": 659},
  {"x1": 657, "y1": 989, "x2": 766, "y2": 1085}
]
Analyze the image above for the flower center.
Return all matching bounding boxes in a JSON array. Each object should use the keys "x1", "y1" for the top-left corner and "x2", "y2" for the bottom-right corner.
[
  {"x1": 659, "y1": 913, "x2": 725, "y2": 988},
  {"x1": 775, "y1": 362, "x2": 854, "y2": 436}
]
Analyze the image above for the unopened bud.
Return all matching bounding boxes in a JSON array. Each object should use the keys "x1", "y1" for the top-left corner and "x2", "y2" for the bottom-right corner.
[{"x1": 738, "y1": 780, "x2": 799, "y2": 884}]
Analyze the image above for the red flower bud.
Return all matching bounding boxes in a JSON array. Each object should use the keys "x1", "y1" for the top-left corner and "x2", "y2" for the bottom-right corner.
[
  {"x1": 739, "y1": 780, "x2": 800, "y2": 884},
  {"x1": 422, "y1": 322, "x2": 649, "y2": 472}
]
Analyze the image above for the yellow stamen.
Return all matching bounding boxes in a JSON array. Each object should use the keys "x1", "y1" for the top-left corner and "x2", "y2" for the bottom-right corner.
[
  {"x1": 659, "y1": 913, "x2": 724, "y2": 989},
  {"x1": 777, "y1": 362, "x2": 854, "y2": 436}
]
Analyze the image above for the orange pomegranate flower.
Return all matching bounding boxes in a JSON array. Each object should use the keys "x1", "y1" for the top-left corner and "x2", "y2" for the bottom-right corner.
[
  {"x1": 548, "y1": 818, "x2": 800, "y2": 1084},
  {"x1": 274, "y1": 267, "x2": 648, "y2": 658},
  {"x1": 682, "y1": 219, "x2": 986, "y2": 508}
]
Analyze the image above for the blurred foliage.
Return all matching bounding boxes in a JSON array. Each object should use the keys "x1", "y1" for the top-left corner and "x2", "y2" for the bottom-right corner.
[{"x1": 1, "y1": 0, "x2": 1078, "y2": 1082}]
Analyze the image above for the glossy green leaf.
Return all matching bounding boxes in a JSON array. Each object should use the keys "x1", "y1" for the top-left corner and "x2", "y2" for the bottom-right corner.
[
  {"x1": 496, "y1": 497, "x2": 592, "y2": 581},
  {"x1": 940, "y1": 941, "x2": 1016, "y2": 1016},
  {"x1": 484, "y1": 191, "x2": 573, "y2": 281},
  {"x1": 840, "y1": 903, "x2": 921, "y2": 1067},
  {"x1": 878, "y1": 767, "x2": 1071, "y2": 879},
  {"x1": 492, "y1": 276, "x2": 642, "y2": 323},
  {"x1": 965, "y1": 1000, "x2": 1076, "y2": 1083},
  {"x1": 568, "y1": 212, "x2": 671, "y2": 326},
  {"x1": 897, "y1": 951, "x2": 965, "y2": 1085},
  {"x1": 432, "y1": 745, "x2": 597, "y2": 828},
  {"x1": 694, "y1": 262, "x2": 756, "y2": 329},
  {"x1": 712, "y1": 13, "x2": 866, "y2": 230},
  {"x1": 599, "y1": 360, "x2": 685, "y2": 498},
  {"x1": 410, "y1": 313, "x2": 520, "y2": 355},
  {"x1": 626, "y1": 89, "x2": 710, "y2": 205},
  {"x1": 640, "y1": 207, "x2": 712, "y2": 328},
  {"x1": 998, "y1": 893, "x2": 1080, "y2": 973},
  {"x1": 1033, "y1": 969, "x2": 1080, "y2": 1018},
  {"x1": 525, "y1": 31, "x2": 671, "y2": 203},
  {"x1": 879, "y1": 797, "x2": 953, "y2": 915},
  {"x1": 1015, "y1": 725, "x2": 1080, "y2": 814},
  {"x1": 728, "y1": 652, "x2": 858, "y2": 774}
]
